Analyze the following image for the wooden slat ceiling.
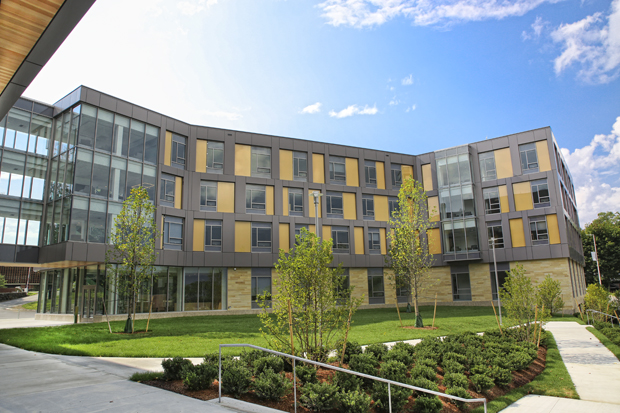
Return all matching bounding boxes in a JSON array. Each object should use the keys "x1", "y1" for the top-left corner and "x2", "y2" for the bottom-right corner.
[{"x1": 0, "y1": 0, "x2": 65, "y2": 95}]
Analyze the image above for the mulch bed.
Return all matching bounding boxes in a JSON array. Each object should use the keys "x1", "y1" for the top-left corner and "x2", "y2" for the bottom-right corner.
[{"x1": 142, "y1": 346, "x2": 547, "y2": 412}]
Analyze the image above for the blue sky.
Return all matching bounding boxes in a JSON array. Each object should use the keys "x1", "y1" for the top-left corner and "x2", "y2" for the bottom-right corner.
[{"x1": 25, "y1": 0, "x2": 620, "y2": 225}]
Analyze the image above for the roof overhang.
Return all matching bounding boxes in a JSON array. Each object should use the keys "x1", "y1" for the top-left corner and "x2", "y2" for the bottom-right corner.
[{"x1": 0, "y1": 0, "x2": 96, "y2": 119}]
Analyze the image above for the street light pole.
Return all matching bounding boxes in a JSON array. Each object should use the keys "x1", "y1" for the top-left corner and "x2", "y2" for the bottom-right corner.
[
  {"x1": 312, "y1": 191, "x2": 321, "y2": 239},
  {"x1": 490, "y1": 237, "x2": 502, "y2": 325},
  {"x1": 590, "y1": 233, "x2": 602, "y2": 285}
]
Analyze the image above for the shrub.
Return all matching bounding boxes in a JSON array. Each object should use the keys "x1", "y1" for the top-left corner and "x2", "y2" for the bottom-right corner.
[
  {"x1": 415, "y1": 358, "x2": 437, "y2": 369},
  {"x1": 183, "y1": 362, "x2": 218, "y2": 390},
  {"x1": 413, "y1": 395, "x2": 443, "y2": 413},
  {"x1": 445, "y1": 386, "x2": 472, "y2": 410},
  {"x1": 384, "y1": 349, "x2": 413, "y2": 367},
  {"x1": 585, "y1": 284, "x2": 610, "y2": 318},
  {"x1": 253, "y1": 356, "x2": 284, "y2": 375},
  {"x1": 414, "y1": 348, "x2": 440, "y2": 363},
  {"x1": 410, "y1": 365, "x2": 437, "y2": 382},
  {"x1": 295, "y1": 365, "x2": 318, "y2": 385},
  {"x1": 339, "y1": 340, "x2": 363, "y2": 364},
  {"x1": 380, "y1": 360, "x2": 409, "y2": 382},
  {"x1": 536, "y1": 275, "x2": 564, "y2": 315},
  {"x1": 443, "y1": 352, "x2": 467, "y2": 365},
  {"x1": 372, "y1": 381, "x2": 412, "y2": 413},
  {"x1": 221, "y1": 359, "x2": 252, "y2": 398},
  {"x1": 349, "y1": 353, "x2": 380, "y2": 388},
  {"x1": 252, "y1": 369, "x2": 292, "y2": 401},
  {"x1": 300, "y1": 382, "x2": 338, "y2": 412},
  {"x1": 333, "y1": 370, "x2": 362, "y2": 392},
  {"x1": 365, "y1": 343, "x2": 388, "y2": 361},
  {"x1": 442, "y1": 359, "x2": 465, "y2": 375},
  {"x1": 471, "y1": 374, "x2": 494, "y2": 393},
  {"x1": 443, "y1": 372, "x2": 468, "y2": 389},
  {"x1": 161, "y1": 356, "x2": 193, "y2": 381},
  {"x1": 508, "y1": 351, "x2": 532, "y2": 371},
  {"x1": 411, "y1": 377, "x2": 438, "y2": 397},
  {"x1": 391, "y1": 341, "x2": 416, "y2": 356},
  {"x1": 490, "y1": 366, "x2": 512, "y2": 387},
  {"x1": 337, "y1": 390, "x2": 372, "y2": 413},
  {"x1": 470, "y1": 364, "x2": 490, "y2": 376},
  {"x1": 239, "y1": 349, "x2": 264, "y2": 367}
]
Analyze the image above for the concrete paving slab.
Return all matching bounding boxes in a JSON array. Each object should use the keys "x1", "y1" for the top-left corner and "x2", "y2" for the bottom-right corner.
[
  {"x1": 499, "y1": 395, "x2": 620, "y2": 412},
  {"x1": 209, "y1": 397, "x2": 287, "y2": 413}
]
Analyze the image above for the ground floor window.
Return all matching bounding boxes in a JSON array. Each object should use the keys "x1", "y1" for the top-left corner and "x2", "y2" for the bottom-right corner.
[
  {"x1": 451, "y1": 270, "x2": 471, "y2": 301},
  {"x1": 183, "y1": 267, "x2": 227, "y2": 311},
  {"x1": 251, "y1": 268, "x2": 271, "y2": 309},
  {"x1": 490, "y1": 262, "x2": 509, "y2": 300},
  {"x1": 395, "y1": 274, "x2": 410, "y2": 303},
  {"x1": 367, "y1": 268, "x2": 385, "y2": 305}
]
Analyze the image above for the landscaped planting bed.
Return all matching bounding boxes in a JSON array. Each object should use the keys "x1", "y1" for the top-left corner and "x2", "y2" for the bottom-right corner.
[{"x1": 139, "y1": 329, "x2": 547, "y2": 412}]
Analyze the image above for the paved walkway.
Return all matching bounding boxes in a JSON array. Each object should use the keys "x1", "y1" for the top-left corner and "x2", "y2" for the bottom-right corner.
[
  {"x1": 0, "y1": 294, "x2": 73, "y2": 329},
  {"x1": 500, "y1": 395, "x2": 620, "y2": 412}
]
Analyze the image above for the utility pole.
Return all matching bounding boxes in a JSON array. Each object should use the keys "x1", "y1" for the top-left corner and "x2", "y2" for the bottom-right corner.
[
  {"x1": 490, "y1": 237, "x2": 502, "y2": 325},
  {"x1": 312, "y1": 191, "x2": 322, "y2": 239},
  {"x1": 590, "y1": 233, "x2": 602, "y2": 285}
]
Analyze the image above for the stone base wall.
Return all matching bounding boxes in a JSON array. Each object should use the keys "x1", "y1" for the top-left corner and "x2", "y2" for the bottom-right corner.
[
  {"x1": 418, "y1": 266, "x2": 452, "y2": 302},
  {"x1": 228, "y1": 268, "x2": 251, "y2": 310},
  {"x1": 0, "y1": 292, "x2": 27, "y2": 302},
  {"x1": 350, "y1": 268, "x2": 368, "y2": 305}
]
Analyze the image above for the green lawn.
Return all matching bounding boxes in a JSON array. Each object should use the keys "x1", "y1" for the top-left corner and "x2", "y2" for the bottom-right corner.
[
  {"x1": 587, "y1": 327, "x2": 620, "y2": 361},
  {"x1": 0, "y1": 306, "x2": 583, "y2": 357}
]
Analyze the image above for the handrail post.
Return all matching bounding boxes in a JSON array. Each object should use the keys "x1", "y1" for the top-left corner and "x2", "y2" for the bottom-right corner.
[
  {"x1": 293, "y1": 359, "x2": 297, "y2": 413},
  {"x1": 388, "y1": 382, "x2": 392, "y2": 413},
  {"x1": 484, "y1": 400, "x2": 487, "y2": 413},
  {"x1": 218, "y1": 345, "x2": 222, "y2": 403}
]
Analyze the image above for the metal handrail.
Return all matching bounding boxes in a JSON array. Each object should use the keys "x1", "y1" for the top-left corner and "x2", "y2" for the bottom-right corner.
[
  {"x1": 218, "y1": 343, "x2": 487, "y2": 413},
  {"x1": 586, "y1": 309, "x2": 619, "y2": 327}
]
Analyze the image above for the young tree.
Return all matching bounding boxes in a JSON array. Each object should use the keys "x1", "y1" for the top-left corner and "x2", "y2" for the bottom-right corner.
[
  {"x1": 258, "y1": 228, "x2": 362, "y2": 362},
  {"x1": 0, "y1": 274, "x2": 5, "y2": 288},
  {"x1": 581, "y1": 212, "x2": 620, "y2": 287},
  {"x1": 385, "y1": 176, "x2": 435, "y2": 328},
  {"x1": 535, "y1": 275, "x2": 565, "y2": 315},
  {"x1": 500, "y1": 264, "x2": 537, "y2": 342},
  {"x1": 105, "y1": 186, "x2": 158, "y2": 333}
]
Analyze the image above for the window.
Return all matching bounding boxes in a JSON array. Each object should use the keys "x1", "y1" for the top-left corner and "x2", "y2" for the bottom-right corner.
[
  {"x1": 436, "y1": 153, "x2": 471, "y2": 187},
  {"x1": 205, "y1": 220, "x2": 222, "y2": 251},
  {"x1": 389, "y1": 197, "x2": 399, "y2": 217},
  {"x1": 251, "y1": 268, "x2": 271, "y2": 309},
  {"x1": 295, "y1": 224, "x2": 309, "y2": 238},
  {"x1": 519, "y1": 143, "x2": 538, "y2": 174},
  {"x1": 293, "y1": 152, "x2": 307, "y2": 181},
  {"x1": 329, "y1": 156, "x2": 346, "y2": 184},
  {"x1": 479, "y1": 152, "x2": 497, "y2": 182},
  {"x1": 439, "y1": 185, "x2": 475, "y2": 220},
  {"x1": 331, "y1": 226, "x2": 350, "y2": 254},
  {"x1": 391, "y1": 164, "x2": 402, "y2": 189},
  {"x1": 163, "y1": 216, "x2": 183, "y2": 250},
  {"x1": 200, "y1": 181, "x2": 217, "y2": 211},
  {"x1": 288, "y1": 188, "x2": 303, "y2": 216},
  {"x1": 182, "y1": 267, "x2": 226, "y2": 311},
  {"x1": 530, "y1": 216, "x2": 549, "y2": 245},
  {"x1": 396, "y1": 275, "x2": 410, "y2": 303},
  {"x1": 451, "y1": 271, "x2": 471, "y2": 301},
  {"x1": 442, "y1": 219, "x2": 479, "y2": 253},
  {"x1": 252, "y1": 222, "x2": 272, "y2": 252},
  {"x1": 487, "y1": 222, "x2": 504, "y2": 249},
  {"x1": 490, "y1": 263, "x2": 509, "y2": 300},
  {"x1": 159, "y1": 174, "x2": 176, "y2": 207},
  {"x1": 483, "y1": 187, "x2": 501, "y2": 214},
  {"x1": 171, "y1": 133, "x2": 186, "y2": 169},
  {"x1": 251, "y1": 146, "x2": 271, "y2": 178},
  {"x1": 532, "y1": 179, "x2": 550, "y2": 208},
  {"x1": 364, "y1": 161, "x2": 377, "y2": 188},
  {"x1": 368, "y1": 228, "x2": 381, "y2": 253},
  {"x1": 246, "y1": 185, "x2": 266, "y2": 214},
  {"x1": 207, "y1": 141, "x2": 224, "y2": 173},
  {"x1": 326, "y1": 191, "x2": 343, "y2": 218},
  {"x1": 362, "y1": 195, "x2": 374, "y2": 220},
  {"x1": 367, "y1": 268, "x2": 385, "y2": 304}
]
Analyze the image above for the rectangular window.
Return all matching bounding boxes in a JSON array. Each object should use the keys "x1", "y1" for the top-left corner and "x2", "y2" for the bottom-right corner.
[
  {"x1": 335, "y1": 268, "x2": 350, "y2": 302},
  {"x1": 200, "y1": 181, "x2": 217, "y2": 211},
  {"x1": 530, "y1": 216, "x2": 549, "y2": 245},
  {"x1": 436, "y1": 154, "x2": 471, "y2": 187},
  {"x1": 251, "y1": 268, "x2": 271, "y2": 309},
  {"x1": 159, "y1": 173, "x2": 176, "y2": 207},
  {"x1": 207, "y1": 141, "x2": 224, "y2": 173},
  {"x1": 442, "y1": 219, "x2": 479, "y2": 253},
  {"x1": 367, "y1": 268, "x2": 385, "y2": 304},
  {"x1": 205, "y1": 220, "x2": 222, "y2": 251},
  {"x1": 451, "y1": 272, "x2": 472, "y2": 301},
  {"x1": 391, "y1": 164, "x2": 402, "y2": 189},
  {"x1": 364, "y1": 160, "x2": 377, "y2": 188},
  {"x1": 294, "y1": 224, "x2": 309, "y2": 238},
  {"x1": 483, "y1": 187, "x2": 501, "y2": 214},
  {"x1": 362, "y1": 195, "x2": 374, "y2": 220},
  {"x1": 293, "y1": 151, "x2": 307, "y2": 181},
  {"x1": 490, "y1": 263, "x2": 509, "y2": 300},
  {"x1": 252, "y1": 222, "x2": 272, "y2": 252},
  {"x1": 479, "y1": 152, "x2": 497, "y2": 182},
  {"x1": 163, "y1": 216, "x2": 184, "y2": 250},
  {"x1": 331, "y1": 226, "x2": 350, "y2": 254},
  {"x1": 251, "y1": 146, "x2": 271, "y2": 178},
  {"x1": 246, "y1": 184, "x2": 266, "y2": 214},
  {"x1": 171, "y1": 133, "x2": 187, "y2": 169},
  {"x1": 368, "y1": 227, "x2": 381, "y2": 253},
  {"x1": 487, "y1": 222, "x2": 504, "y2": 249},
  {"x1": 326, "y1": 191, "x2": 343, "y2": 218},
  {"x1": 396, "y1": 275, "x2": 410, "y2": 303},
  {"x1": 519, "y1": 143, "x2": 538, "y2": 174},
  {"x1": 128, "y1": 120, "x2": 145, "y2": 162},
  {"x1": 389, "y1": 197, "x2": 399, "y2": 217},
  {"x1": 288, "y1": 188, "x2": 303, "y2": 216},
  {"x1": 532, "y1": 179, "x2": 550, "y2": 208},
  {"x1": 329, "y1": 156, "x2": 346, "y2": 184}
]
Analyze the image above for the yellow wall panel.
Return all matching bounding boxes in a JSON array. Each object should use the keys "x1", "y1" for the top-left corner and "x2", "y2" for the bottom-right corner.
[
  {"x1": 196, "y1": 140, "x2": 207, "y2": 173},
  {"x1": 510, "y1": 218, "x2": 526, "y2": 248},
  {"x1": 427, "y1": 228, "x2": 441, "y2": 255},
  {"x1": 374, "y1": 195, "x2": 389, "y2": 222},
  {"x1": 279, "y1": 223, "x2": 290, "y2": 252},
  {"x1": 401, "y1": 165, "x2": 413, "y2": 181},
  {"x1": 343, "y1": 192, "x2": 357, "y2": 220},
  {"x1": 235, "y1": 144, "x2": 251, "y2": 176},
  {"x1": 308, "y1": 190, "x2": 322, "y2": 218},
  {"x1": 164, "y1": 132, "x2": 172, "y2": 167},
  {"x1": 193, "y1": 219, "x2": 205, "y2": 252},
  {"x1": 354, "y1": 227, "x2": 364, "y2": 254},
  {"x1": 422, "y1": 164, "x2": 433, "y2": 191},
  {"x1": 376, "y1": 161, "x2": 386, "y2": 189},
  {"x1": 235, "y1": 222, "x2": 251, "y2": 252},
  {"x1": 536, "y1": 140, "x2": 552, "y2": 172},
  {"x1": 217, "y1": 182, "x2": 235, "y2": 213},
  {"x1": 174, "y1": 177, "x2": 182, "y2": 209},
  {"x1": 282, "y1": 188, "x2": 288, "y2": 216},
  {"x1": 309, "y1": 224, "x2": 316, "y2": 234},
  {"x1": 513, "y1": 181, "x2": 533, "y2": 211},
  {"x1": 279, "y1": 149, "x2": 293, "y2": 181},
  {"x1": 312, "y1": 153, "x2": 325, "y2": 183},
  {"x1": 380, "y1": 228, "x2": 387, "y2": 255},
  {"x1": 322, "y1": 225, "x2": 331, "y2": 242},
  {"x1": 345, "y1": 158, "x2": 359, "y2": 187},
  {"x1": 266, "y1": 186, "x2": 274, "y2": 215},
  {"x1": 547, "y1": 214, "x2": 561, "y2": 244},
  {"x1": 495, "y1": 148, "x2": 513, "y2": 179},
  {"x1": 498, "y1": 185, "x2": 509, "y2": 213},
  {"x1": 427, "y1": 196, "x2": 439, "y2": 222}
]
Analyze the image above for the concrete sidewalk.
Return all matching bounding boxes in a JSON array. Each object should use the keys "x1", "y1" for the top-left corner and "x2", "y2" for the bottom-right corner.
[
  {"x1": 500, "y1": 395, "x2": 620, "y2": 412},
  {"x1": 0, "y1": 294, "x2": 74, "y2": 329}
]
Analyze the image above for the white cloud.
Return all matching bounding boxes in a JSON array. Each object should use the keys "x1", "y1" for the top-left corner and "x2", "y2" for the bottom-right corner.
[
  {"x1": 522, "y1": 15, "x2": 547, "y2": 40},
  {"x1": 561, "y1": 116, "x2": 620, "y2": 225},
  {"x1": 551, "y1": 0, "x2": 620, "y2": 83},
  {"x1": 389, "y1": 98, "x2": 400, "y2": 105},
  {"x1": 402, "y1": 74, "x2": 413, "y2": 85},
  {"x1": 177, "y1": 0, "x2": 218, "y2": 16},
  {"x1": 300, "y1": 102, "x2": 322, "y2": 114},
  {"x1": 329, "y1": 104, "x2": 379, "y2": 118},
  {"x1": 318, "y1": 0, "x2": 557, "y2": 29},
  {"x1": 405, "y1": 104, "x2": 416, "y2": 112}
]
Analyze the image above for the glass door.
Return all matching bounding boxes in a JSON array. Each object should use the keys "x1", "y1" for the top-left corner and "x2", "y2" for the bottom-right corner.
[{"x1": 81, "y1": 285, "x2": 96, "y2": 320}]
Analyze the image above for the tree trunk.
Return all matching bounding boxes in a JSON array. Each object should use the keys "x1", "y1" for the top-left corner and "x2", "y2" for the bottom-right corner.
[{"x1": 414, "y1": 282, "x2": 423, "y2": 327}]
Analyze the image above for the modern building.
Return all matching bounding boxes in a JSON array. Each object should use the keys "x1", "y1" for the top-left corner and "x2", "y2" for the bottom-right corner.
[{"x1": 0, "y1": 86, "x2": 585, "y2": 321}]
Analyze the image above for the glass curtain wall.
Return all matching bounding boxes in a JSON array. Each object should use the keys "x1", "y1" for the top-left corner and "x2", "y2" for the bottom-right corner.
[{"x1": 183, "y1": 267, "x2": 227, "y2": 311}]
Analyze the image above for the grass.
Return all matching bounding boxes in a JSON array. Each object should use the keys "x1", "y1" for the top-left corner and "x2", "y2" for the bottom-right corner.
[
  {"x1": 471, "y1": 332, "x2": 578, "y2": 413},
  {"x1": 27, "y1": 291, "x2": 38, "y2": 296},
  {"x1": 19, "y1": 301, "x2": 38, "y2": 310},
  {"x1": 130, "y1": 371, "x2": 163, "y2": 382},
  {"x1": 587, "y1": 327, "x2": 620, "y2": 361}
]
